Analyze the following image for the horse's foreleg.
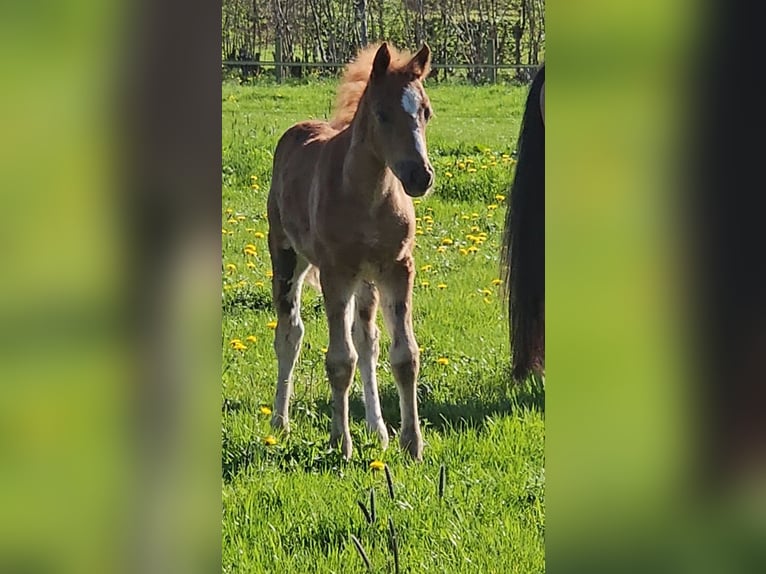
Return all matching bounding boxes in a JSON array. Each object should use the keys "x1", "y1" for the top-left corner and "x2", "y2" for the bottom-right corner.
[
  {"x1": 380, "y1": 258, "x2": 423, "y2": 461},
  {"x1": 269, "y1": 242, "x2": 309, "y2": 433},
  {"x1": 352, "y1": 280, "x2": 389, "y2": 449},
  {"x1": 322, "y1": 271, "x2": 358, "y2": 460}
]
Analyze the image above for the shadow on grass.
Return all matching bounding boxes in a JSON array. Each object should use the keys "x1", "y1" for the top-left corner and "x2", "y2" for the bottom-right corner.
[{"x1": 222, "y1": 369, "x2": 544, "y2": 481}]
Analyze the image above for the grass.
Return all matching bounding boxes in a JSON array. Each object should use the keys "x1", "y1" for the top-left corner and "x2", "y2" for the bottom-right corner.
[{"x1": 222, "y1": 78, "x2": 545, "y2": 573}]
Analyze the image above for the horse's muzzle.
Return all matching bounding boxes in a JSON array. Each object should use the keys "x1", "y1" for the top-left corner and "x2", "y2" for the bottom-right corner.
[{"x1": 395, "y1": 160, "x2": 435, "y2": 197}]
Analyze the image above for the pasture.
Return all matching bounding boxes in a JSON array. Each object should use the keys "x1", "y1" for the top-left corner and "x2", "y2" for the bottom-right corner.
[{"x1": 222, "y1": 79, "x2": 545, "y2": 573}]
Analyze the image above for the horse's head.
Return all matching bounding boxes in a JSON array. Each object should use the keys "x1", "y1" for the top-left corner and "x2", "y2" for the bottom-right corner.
[{"x1": 366, "y1": 43, "x2": 435, "y2": 198}]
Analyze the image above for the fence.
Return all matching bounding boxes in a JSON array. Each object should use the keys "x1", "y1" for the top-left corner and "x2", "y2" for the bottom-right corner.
[{"x1": 222, "y1": 60, "x2": 541, "y2": 84}]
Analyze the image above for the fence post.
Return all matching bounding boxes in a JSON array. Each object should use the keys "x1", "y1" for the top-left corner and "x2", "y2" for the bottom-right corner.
[
  {"x1": 487, "y1": 35, "x2": 497, "y2": 84},
  {"x1": 275, "y1": 39, "x2": 283, "y2": 84}
]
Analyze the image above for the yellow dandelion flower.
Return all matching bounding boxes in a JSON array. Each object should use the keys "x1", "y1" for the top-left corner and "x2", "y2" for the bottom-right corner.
[
  {"x1": 470, "y1": 226, "x2": 480, "y2": 232},
  {"x1": 501, "y1": 153, "x2": 511, "y2": 159},
  {"x1": 244, "y1": 244, "x2": 257, "y2": 255},
  {"x1": 226, "y1": 208, "x2": 233, "y2": 214},
  {"x1": 266, "y1": 270, "x2": 273, "y2": 278},
  {"x1": 223, "y1": 285, "x2": 232, "y2": 291},
  {"x1": 426, "y1": 227, "x2": 433, "y2": 233},
  {"x1": 225, "y1": 263, "x2": 237, "y2": 274},
  {"x1": 250, "y1": 175, "x2": 258, "y2": 181},
  {"x1": 471, "y1": 213, "x2": 480, "y2": 219},
  {"x1": 459, "y1": 248, "x2": 468, "y2": 255},
  {"x1": 321, "y1": 347, "x2": 328, "y2": 354},
  {"x1": 259, "y1": 405, "x2": 271, "y2": 415},
  {"x1": 437, "y1": 283, "x2": 447, "y2": 289},
  {"x1": 416, "y1": 229, "x2": 424, "y2": 236},
  {"x1": 420, "y1": 281, "x2": 430, "y2": 287},
  {"x1": 465, "y1": 158, "x2": 474, "y2": 164},
  {"x1": 236, "y1": 215, "x2": 246, "y2": 221},
  {"x1": 491, "y1": 279, "x2": 502, "y2": 286},
  {"x1": 481, "y1": 288, "x2": 493, "y2": 296},
  {"x1": 420, "y1": 264, "x2": 432, "y2": 272},
  {"x1": 254, "y1": 231, "x2": 265, "y2": 239},
  {"x1": 246, "y1": 335, "x2": 257, "y2": 343},
  {"x1": 227, "y1": 217, "x2": 238, "y2": 225},
  {"x1": 468, "y1": 245, "x2": 479, "y2": 253},
  {"x1": 481, "y1": 165, "x2": 488, "y2": 170},
  {"x1": 445, "y1": 172, "x2": 453, "y2": 178},
  {"x1": 495, "y1": 194, "x2": 506, "y2": 202},
  {"x1": 222, "y1": 228, "x2": 229, "y2": 235},
  {"x1": 467, "y1": 168, "x2": 477, "y2": 173},
  {"x1": 251, "y1": 184, "x2": 260, "y2": 191},
  {"x1": 483, "y1": 297, "x2": 492, "y2": 304},
  {"x1": 246, "y1": 262, "x2": 256, "y2": 269},
  {"x1": 263, "y1": 435, "x2": 277, "y2": 446},
  {"x1": 266, "y1": 320, "x2": 277, "y2": 330},
  {"x1": 413, "y1": 199, "x2": 422, "y2": 205},
  {"x1": 436, "y1": 357, "x2": 449, "y2": 366},
  {"x1": 441, "y1": 238, "x2": 453, "y2": 246},
  {"x1": 255, "y1": 281, "x2": 264, "y2": 288},
  {"x1": 230, "y1": 339, "x2": 247, "y2": 351},
  {"x1": 458, "y1": 162, "x2": 466, "y2": 169},
  {"x1": 461, "y1": 215, "x2": 469, "y2": 220},
  {"x1": 436, "y1": 246, "x2": 447, "y2": 253},
  {"x1": 236, "y1": 280, "x2": 247, "y2": 289},
  {"x1": 369, "y1": 460, "x2": 385, "y2": 471}
]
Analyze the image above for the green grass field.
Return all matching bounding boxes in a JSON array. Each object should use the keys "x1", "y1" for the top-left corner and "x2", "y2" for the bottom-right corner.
[{"x1": 222, "y1": 79, "x2": 545, "y2": 573}]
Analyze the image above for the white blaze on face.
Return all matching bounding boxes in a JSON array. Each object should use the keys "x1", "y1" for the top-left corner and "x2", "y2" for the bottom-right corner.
[
  {"x1": 401, "y1": 85, "x2": 427, "y2": 156},
  {"x1": 401, "y1": 85, "x2": 421, "y2": 119}
]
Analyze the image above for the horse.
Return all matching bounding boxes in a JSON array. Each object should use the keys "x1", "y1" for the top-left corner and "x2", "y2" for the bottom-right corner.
[
  {"x1": 266, "y1": 42, "x2": 435, "y2": 461},
  {"x1": 501, "y1": 64, "x2": 545, "y2": 381}
]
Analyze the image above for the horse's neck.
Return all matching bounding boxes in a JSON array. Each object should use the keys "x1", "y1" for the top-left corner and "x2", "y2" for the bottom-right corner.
[{"x1": 342, "y1": 120, "x2": 398, "y2": 201}]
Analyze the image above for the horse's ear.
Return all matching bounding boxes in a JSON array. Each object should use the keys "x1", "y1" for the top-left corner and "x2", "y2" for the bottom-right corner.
[
  {"x1": 408, "y1": 44, "x2": 432, "y2": 78},
  {"x1": 371, "y1": 43, "x2": 391, "y2": 80}
]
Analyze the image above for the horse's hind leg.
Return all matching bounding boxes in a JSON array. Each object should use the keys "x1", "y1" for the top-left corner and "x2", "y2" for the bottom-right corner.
[
  {"x1": 269, "y1": 239, "x2": 310, "y2": 432},
  {"x1": 352, "y1": 280, "x2": 389, "y2": 449}
]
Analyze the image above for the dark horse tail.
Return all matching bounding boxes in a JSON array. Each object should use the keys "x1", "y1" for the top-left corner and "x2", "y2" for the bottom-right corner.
[{"x1": 502, "y1": 64, "x2": 545, "y2": 381}]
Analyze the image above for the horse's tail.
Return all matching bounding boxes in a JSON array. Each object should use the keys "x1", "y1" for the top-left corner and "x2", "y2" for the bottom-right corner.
[{"x1": 502, "y1": 64, "x2": 545, "y2": 381}]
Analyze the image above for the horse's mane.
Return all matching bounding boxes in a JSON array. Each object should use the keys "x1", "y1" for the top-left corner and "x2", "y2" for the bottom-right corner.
[{"x1": 330, "y1": 43, "x2": 426, "y2": 130}]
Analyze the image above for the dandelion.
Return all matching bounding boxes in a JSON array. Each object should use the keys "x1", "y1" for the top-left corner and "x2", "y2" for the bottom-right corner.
[
  {"x1": 230, "y1": 339, "x2": 247, "y2": 351},
  {"x1": 468, "y1": 245, "x2": 479, "y2": 253},
  {"x1": 236, "y1": 215, "x2": 246, "y2": 221},
  {"x1": 244, "y1": 244, "x2": 257, "y2": 256},
  {"x1": 266, "y1": 270, "x2": 274, "y2": 278},
  {"x1": 491, "y1": 278, "x2": 502, "y2": 286},
  {"x1": 259, "y1": 405, "x2": 271, "y2": 415},
  {"x1": 263, "y1": 435, "x2": 277, "y2": 446},
  {"x1": 487, "y1": 204, "x2": 498, "y2": 210},
  {"x1": 420, "y1": 264, "x2": 432, "y2": 272},
  {"x1": 458, "y1": 162, "x2": 466, "y2": 170},
  {"x1": 470, "y1": 226, "x2": 480, "y2": 232},
  {"x1": 225, "y1": 263, "x2": 237, "y2": 274},
  {"x1": 415, "y1": 229, "x2": 424, "y2": 236},
  {"x1": 225, "y1": 208, "x2": 233, "y2": 214},
  {"x1": 370, "y1": 460, "x2": 385, "y2": 471},
  {"x1": 222, "y1": 228, "x2": 229, "y2": 235},
  {"x1": 255, "y1": 281, "x2": 264, "y2": 288},
  {"x1": 436, "y1": 357, "x2": 449, "y2": 366},
  {"x1": 445, "y1": 172, "x2": 453, "y2": 178},
  {"x1": 420, "y1": 281, "x2": 430, "y2": 288},
  {"x1": 495, "y1": 194, "x2": 506, "y2": 202},
  {"x1": 483, "y1": 297, "x2": 492, "y2": 304},
  {"x1": 266, "y1": 320, "x2": 278, "y2": 330},
  {"x1": 227, "y1": 217, "x2": 238, "y2": 225},
  {"x1": 321, "y1": 347, "x2": 328, "y2": 354},
  {"x1": 246, "y1": 335, "x2": 257, "y2": 343},
  {"x1": 246, "y1": 262, "x2": 256, "y2": 269},
  {"x1": 459, "y1": 248, "x2": 468, "y2": 255},
  {"x1": 481, "y1": 288, "x2": 493, "y2": 296},
  {"x1": 437, "y1": 283, "x2": 447, "y2": 289},
  {"x1": 441, "y1": 238, "x2": 453, "y2": 246},
  {"x1": 467, "y1": 168, "x2": 477, "y2": 173},
  {"x1": 254, "y1": 231, "x2": 265, "y2": 239},
  {"x1": 471, "y1": 213, "x2": 480, "y2": 219},
  {"x1": 461, "y1": 215, "x2": 469, "y2": 220},
  {"x1": 436, "y1": 246, "x2": 447, "y2": 253},
  {"x1": 413, "y1": 199, "x2": 422, "y2": 205}
]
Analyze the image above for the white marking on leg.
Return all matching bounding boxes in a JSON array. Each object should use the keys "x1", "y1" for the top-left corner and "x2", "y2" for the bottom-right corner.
[{"x1": 272, "y1": 262, "x2": 309, "y2": 431}]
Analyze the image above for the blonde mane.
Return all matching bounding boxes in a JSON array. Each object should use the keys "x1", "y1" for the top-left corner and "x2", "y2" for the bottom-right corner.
[{"x1": 330, "y1": 43, "x2": 427, "y2": 129}]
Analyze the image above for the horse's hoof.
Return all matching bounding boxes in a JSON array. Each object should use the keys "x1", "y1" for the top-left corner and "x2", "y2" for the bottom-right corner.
[
  {"x1": 399, "y1": 427, "x2": 423, "y2": 461},
  {"x1": 367, "y1": 418, "x2": 390, "y2": 450},
  {"x1": 270, "y1": 413, "x2": 289, "y2": 433},
  {"x1": 330, "y1": 431, "x2": 354, "y2": 460}
]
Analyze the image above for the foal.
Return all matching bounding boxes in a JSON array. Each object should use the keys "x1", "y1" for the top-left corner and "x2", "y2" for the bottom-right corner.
[{"x1": 267, "y1": 43, "x2": 435, "y2": 461}]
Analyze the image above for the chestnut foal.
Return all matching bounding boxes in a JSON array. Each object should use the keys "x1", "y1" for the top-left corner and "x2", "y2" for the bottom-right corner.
[{"x1": 267, "y1": 42, "x2": 435, "y2": 460}]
